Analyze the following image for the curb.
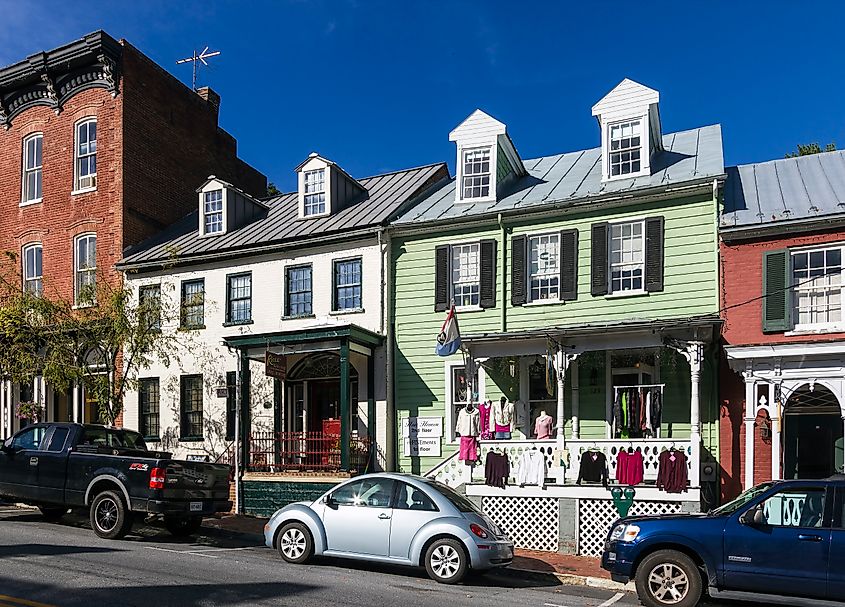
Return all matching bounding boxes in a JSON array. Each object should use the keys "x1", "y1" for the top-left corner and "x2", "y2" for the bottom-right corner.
[{"x1": 500, "y1": 566, "x2": 634, "y2": 592}]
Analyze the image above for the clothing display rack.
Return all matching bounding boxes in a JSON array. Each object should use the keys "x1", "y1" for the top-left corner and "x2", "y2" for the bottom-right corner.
[{"x1": 612, "y1": 383, "x2": 665, "y2": 439}]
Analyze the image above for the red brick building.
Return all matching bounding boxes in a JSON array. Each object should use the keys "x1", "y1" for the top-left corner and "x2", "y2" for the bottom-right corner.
[
  {"x1": 720, "y1": 151, "x2": 845, "y2": 500},
  {"x1": 0, "y1": 31, "x2": 265, "y2": 435}
]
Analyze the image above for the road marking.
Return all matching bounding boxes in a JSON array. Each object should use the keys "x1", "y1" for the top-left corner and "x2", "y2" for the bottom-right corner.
[
  {"x1": 598, "y1": 593, "x2": 625, "y2": 607},
  {"x1": 544, "y1": 603, "x2": 571, "y2": 607},
  {"x1": 145, "y1": 546, "x2": 219, "y2": 559},
  {"x1": 185, "y1": 546, "x2": 260, "y2": 553},
  {"x1": 0, "y1": 594, "x2": 58, "y2": 607}
]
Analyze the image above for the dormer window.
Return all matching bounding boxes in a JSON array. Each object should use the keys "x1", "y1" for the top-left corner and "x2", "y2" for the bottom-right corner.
[
  {"x1": 203, "y1": 190, "x2": 224, "y2": 234},
  {"x1": 303, "y1": 169, "x2": 326, "y2": 216},
  {"x1": 462, "y1": 148, "x2": 491, "y2": 200},
  {"x1": 609, "y1": 120, "x2": 642, "y2": 177}
]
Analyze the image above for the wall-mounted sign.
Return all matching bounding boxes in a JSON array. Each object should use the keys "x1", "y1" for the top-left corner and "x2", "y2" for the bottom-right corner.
[
  {"x1": 265, "y1": 351, "x2": 286, "y2": 380},
  {"x1": 216, "y1": 386, "x2": 229, "y2": 398},
  {"x1": 401, "y1": 417, "x2": 443, "y2": 438},
  {"x1": 403, "y1": 437, "x2": 441, "y2": 457}
]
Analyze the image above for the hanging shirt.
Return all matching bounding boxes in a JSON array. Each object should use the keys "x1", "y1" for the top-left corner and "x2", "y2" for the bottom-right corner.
[
  {"x1": 490, "y1": 401, "x2": 515, "y2": 432},
  {"x1": 516, "y1": 450, "x2": 546, "y2": 488},
  {"x1": 514, "y1": 400, "x2": 530, "y2": 435},
  {"x1": 455, "y1": 407, "x2": 480, "y2": 437},
  {"x1": 484, "y1": 451, "x2": 510, "y2": 488},
  {"x1": 534, "y1": 415, "x2": 554, "y2": 439},
  {"x1": 577, "y1": 451, "x2": 608, "y2": 486},
  {"x1": 615, "y1": 449, "x2": 644, "y2": 486},
  {"x1": 657, "y1": 449, "x2": 688, "y2": 493},
  {"x1": 478, "y1": 402, "x2": 493, "y2": 440}
]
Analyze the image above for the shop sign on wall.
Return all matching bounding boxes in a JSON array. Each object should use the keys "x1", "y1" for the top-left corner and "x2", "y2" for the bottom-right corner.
[{"x1": 402, "y1": 416, "x2": 443, "y2": 457}]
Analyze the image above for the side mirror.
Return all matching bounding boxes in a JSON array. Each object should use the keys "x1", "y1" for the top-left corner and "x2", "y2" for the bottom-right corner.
[
  {"x1": 324, "y1": 494, "x2": 337, "y2": 508},
  {"x1": 740, "y1": 505, "x2": 765, "y2": 526}
]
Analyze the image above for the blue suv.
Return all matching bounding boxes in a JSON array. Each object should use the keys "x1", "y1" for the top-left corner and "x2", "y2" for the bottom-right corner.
[{"x1": 602, "y1": 476, "x2": 844, "y2": 607}]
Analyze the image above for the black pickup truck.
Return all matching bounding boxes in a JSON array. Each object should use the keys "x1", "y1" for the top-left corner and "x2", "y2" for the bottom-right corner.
[{"x1": 0, "y1": 422, "x2": 232, "y2": 539}]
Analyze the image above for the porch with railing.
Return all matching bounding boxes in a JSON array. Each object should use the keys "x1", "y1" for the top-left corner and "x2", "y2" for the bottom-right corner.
[{"x1": 247, "y1": 431, "x2": 371, "y2": 473}]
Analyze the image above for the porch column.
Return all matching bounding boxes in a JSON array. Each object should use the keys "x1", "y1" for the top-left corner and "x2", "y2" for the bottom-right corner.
[
  {"x1": 72, "y1": 382, "x2": 81, "y2": 423},
  {"x1": 743, "y1": 363, "x2": 755, "y2": 490},
  {"x1": 34, "y1": 375, "x2": 44, "y2": 422},
  {"x1": 367, "y1": 351, "x2": 376, "y2": 471},
  {"x1": 339, "y1": 338, "x2": 350, "y2": 471},
  {"x1": 771, "y1": 383, "x2": 782, "y2": 481},
  {"x1": 554, "y1": 350, "x2": 567, "y2": 445},
  {"x1": 238, "y1": 351, "x2": 251, "y2": 476},
  {"x1": 1, "y1": 380, "x2": 8, "y2": 438},
  {"x1": 682, "y1": 341, "x2": 704, "y2": 488},
  {"x1": 571, "y1": 358, "x2": 580, "y2": 440}
]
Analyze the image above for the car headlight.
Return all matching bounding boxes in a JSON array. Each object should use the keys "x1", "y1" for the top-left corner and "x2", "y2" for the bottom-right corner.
[{"x1": 610, "y1": 524, "x2": 640, "y2": 542}]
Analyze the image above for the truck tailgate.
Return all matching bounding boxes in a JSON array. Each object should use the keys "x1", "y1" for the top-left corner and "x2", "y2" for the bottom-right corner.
[{"x1": 161, "y1": 461, "x2": 230, "y2": 501}]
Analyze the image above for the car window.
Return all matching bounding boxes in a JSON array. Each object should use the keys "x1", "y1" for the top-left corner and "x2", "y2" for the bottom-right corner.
[
  {"x1": 759, "y1": 489, "x2": 826, "y2": 528},
  {"x1": 45, "y1": 427, "x2": 69, "y2": 452},
  {"x1": 425, "y1": 480, "x2": 480, "y2": 513},
  {"x1": 394, "y1": 482, "x2": 438, "y2": 512},
  {"x1": 711, "y1": 482, "x2": 775, "y2": 516},
  {"x1": 331, "y1": 478, "x2": 394, "y2": 508},
  {"x1": 12, "y1": 427, "x2": 47, "y2": 450},
  {"x1": 79, "y1": 427, "x2": 147, "y2": 450}
]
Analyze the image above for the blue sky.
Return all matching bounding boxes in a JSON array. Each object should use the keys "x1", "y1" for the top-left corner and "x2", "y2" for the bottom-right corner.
[{"x1": 2, "y1": 1, "x2": 843, "y2": 191}]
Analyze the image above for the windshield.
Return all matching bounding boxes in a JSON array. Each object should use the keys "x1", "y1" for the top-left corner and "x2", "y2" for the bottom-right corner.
[
  {"x1": 425, "y1": 480, "x2": 480, "y2": 513},
  {"x1": 710, "y1": 482, "x2": 774, "y2": 516},
  {"x1": 80, "y1": 427, "x2": 148, "y2": 450}
]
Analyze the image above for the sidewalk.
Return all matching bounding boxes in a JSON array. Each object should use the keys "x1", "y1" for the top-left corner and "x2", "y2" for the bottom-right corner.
[{"x1": 204, "y1": 513, "x2": 633, "y2": 591}]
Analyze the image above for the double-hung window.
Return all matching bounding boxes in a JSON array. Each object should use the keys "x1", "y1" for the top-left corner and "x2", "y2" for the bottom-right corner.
[
  {"x1": 226, "y1": 273, "x2": 252, "y2": 324},
  {"x1": 74, "y1": 233, "x2": 97, "y2": 305},
  {"x1": 451, "y1": 243, "x2": 480, "y2": 307},
  {"x1": 203, "y1": 190, "x2": 224, "y2": 234},
  {"x1": 22, "y1": 133, "x2": 43, "y2": 203},
  {"x1": 181, "y1": 279, "x2": 205, "y2": 329},
  {"x1": 609, "y1": 120, "x2": 642, "y2": 177},
  {"x1": 179, "y1": 375, "x2": 204, "y2": 439},
  {"x1": 139, "y1": 284, "x2": 161, "y2": 331},
  {"x1": 461, "y1": 148, "x2": 491, "y2": 200},
  {"x1": 286, "y1": 265, "x2": 312, "y2": 317},
  {"x1": 792, "y1": 247, "x2": 842, "y2": 328},
  {"x1": 303, "y1": 169, "x2": 326, "y2": 216},
  {"x1": 138, "y1": 378, "x2": 160, "y2": 439},
  {"x1": 529, "y1": 234, "x2": 560, "y2": 301},
  {"x1": 22, "y1": 243, "x2": 43, "y2": 297},
  {"x1": 75, "y1": 118, "x2": 97, "y2": 190},
  {"x1": 334, "y1": 258, "x2": 362, "y2": 311},
  {"x1": 609, "y1": 221, "x2": 644, "y2": 293}
]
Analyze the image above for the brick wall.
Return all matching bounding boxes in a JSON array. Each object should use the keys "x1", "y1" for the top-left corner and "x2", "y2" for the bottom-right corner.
[{"x1": 120, "y1": 43, "x2": 267, "y2": 249}]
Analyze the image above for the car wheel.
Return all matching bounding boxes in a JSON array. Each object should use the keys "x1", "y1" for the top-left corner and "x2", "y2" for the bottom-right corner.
[
  {"x1": 276, "y1": 522, "x2": 313, "y2": 564},
  {"x1": 39, "y1": 506, "x2": 68, "y2": 522},
  {"x1": 164, "y1": 515, "x2": 203, "y2": 537},
  {"x1": 424, "y1": 538, "x2": 468, "y2": 584},
  {"x1": 635, "y1": 550, "x2": 702, "y2": 607},
  {"x1": 90, "y1": 490, "x2": 133, "y2": 540}
]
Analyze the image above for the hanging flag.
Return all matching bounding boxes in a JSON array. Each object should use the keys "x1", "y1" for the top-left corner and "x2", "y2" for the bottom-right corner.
[
  {"x1": 435, "y1": 304, "x2": 461, "y2": 357},
  {"x1": 545, "y1": 339, "x2": 556, "y2": 396}
]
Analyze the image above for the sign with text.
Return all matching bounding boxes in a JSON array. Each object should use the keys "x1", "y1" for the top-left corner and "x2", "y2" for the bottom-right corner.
[
  {"x1": 401, "y1": 416, "x2": 443, "y2": 438},
  {"x1": 403, "y1": 437, "x2": 441, "y2": 457},
  {"x1": 265, "y1": 351, "x2": 286, "y2": 380}
]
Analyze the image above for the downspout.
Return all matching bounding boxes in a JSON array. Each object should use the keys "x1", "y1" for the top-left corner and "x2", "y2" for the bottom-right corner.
[
  {"x1": 498, "y1": 213, "x2": 507, "y2": 333},
  {"x1": 382, "y1": 228, "x2": 396, "y2": 471},
  {"x1": 713, "y1": 178, "x2": 720, "y2": 314}
]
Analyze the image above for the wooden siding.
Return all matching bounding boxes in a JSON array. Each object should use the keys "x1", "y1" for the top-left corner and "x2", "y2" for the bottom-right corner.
[{"x1": 392, "y1": 192, "x2": 719, "y2": 473}]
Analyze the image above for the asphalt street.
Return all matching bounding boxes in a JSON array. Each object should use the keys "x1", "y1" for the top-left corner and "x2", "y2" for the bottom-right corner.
[{"x1": 0, "y1": 507, "x2": 762, "y2": 607}]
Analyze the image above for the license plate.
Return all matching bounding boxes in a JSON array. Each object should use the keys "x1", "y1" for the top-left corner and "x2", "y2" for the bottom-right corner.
[
  {"x1": 609, "y1": 552, "x2": 617, "y2": 561},
  {"x1": 190, "y1": 502, "x2": 203, "y2": 512}
]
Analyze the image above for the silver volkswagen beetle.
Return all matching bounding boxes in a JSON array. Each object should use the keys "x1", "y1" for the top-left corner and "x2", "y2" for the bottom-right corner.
[{"x1": 263, "y1": 473, "x2": 513, "y2": 584}]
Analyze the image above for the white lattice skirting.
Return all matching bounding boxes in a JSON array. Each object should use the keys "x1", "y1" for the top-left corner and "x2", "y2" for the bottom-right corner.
[
  {"x1": 578, "y1": 499, "x2": 683, "y2": 557},
  {"x1": 481, "y1": 496, "x2": 559, "y2": 552}
]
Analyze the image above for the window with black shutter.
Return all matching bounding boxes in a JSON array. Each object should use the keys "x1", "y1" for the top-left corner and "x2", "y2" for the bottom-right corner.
[
  {"x1": 644, "y1": 216, "x2": 664, "y2": 292},
  {"x1": 763, "y1": 249, "x2": 791, "y2": 332},
  {"x1": 479, "y1": 239, "x2": 497, "y2": 308},
  {"x1": 591, "y1": 223, "x2": 609, "y2": 296},
  {"x1": 225, "y1": 371, "x2": 236, "y2": 440},
  {"x1": 511, "y1": 235, "x2": 527, "y2": 305},
  {"x1": 560, "y1": 229, "x2": 578, "y2": 301},
  {"x1": 434, "y1": 245, "x2": 450, "y2": 312}
]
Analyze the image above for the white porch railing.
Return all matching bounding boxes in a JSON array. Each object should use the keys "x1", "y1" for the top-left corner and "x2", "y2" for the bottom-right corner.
[{"x1": 426, "y1": 438, "x2": 700, "y2": 489}]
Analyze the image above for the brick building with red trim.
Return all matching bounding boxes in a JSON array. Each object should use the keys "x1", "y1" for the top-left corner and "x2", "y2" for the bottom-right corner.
[
  {"x1": 0, "y1": 31, "x2": 265, "y2": 435},
  {"x1": 720, "y1": 151, "x2": 845, "y2": 501}
]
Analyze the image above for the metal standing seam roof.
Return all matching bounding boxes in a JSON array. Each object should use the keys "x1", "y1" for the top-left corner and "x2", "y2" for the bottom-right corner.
[
  {"x1": 120, "y1": 162, "x2": 447, "y2": 266},
  {"x1": 393, "y1": 124, "x2": 724, "y2": 225},
  {"x1": 722, "y1": 150, "x2": 845, "y2": 230}
]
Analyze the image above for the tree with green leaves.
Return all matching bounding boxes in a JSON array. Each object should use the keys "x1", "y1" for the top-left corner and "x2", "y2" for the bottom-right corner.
[
  {"x1": 267, "y1": 182, "x2": 281, "y2": 197},
  {"x1": 785, "y1": 142, "x2": 836, "y2": 158},
  {"x1": 0, "y1": 251, "x2": 185, "y2": 426}
]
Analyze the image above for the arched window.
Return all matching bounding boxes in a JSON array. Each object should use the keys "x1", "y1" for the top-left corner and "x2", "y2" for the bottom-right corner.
[
  {"x1": 22, "y1": 243, "x2": 43, "y2": 296},
  {"x1": 75, "y1": 118, "x2": 97, "y2": 191}
]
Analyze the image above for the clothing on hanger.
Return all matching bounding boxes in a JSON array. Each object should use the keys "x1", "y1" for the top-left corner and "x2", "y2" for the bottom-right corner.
[
  {"x1": 514, "y1": 400, "x2": 530, "y2": 435},
  {"x1": 478, "y1": 401, "x2": 493, "y2": 440},
  {"x1": 534, "y1": 414, "x2": 554, "y2": 440},
  {"x1": 615, "y1": 448, "x2": 644, "y2": 486},
  {"x1": 516, "y1": 449, "x2": 546, "y2": 488},
  {"x1": 456, "y1": 406, "x2": 480, "y2": 437},
  {"x1": 576, "y1": 450, "x2": 608, "y2": 487},
  {"x1": 459, "y1": 436, "x2": 478, "y2": 462},
  {"x1": 656, "y1": 448, "x2": 688, "y2": 493},
  {"x1": 490, "y1": 399, "x2": 515, "y2": 438},
  {"x1": 484, "y1": 450, "x2": 510, "y2": 488}
]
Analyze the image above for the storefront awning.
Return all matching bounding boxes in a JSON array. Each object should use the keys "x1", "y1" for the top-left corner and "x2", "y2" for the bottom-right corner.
[{"x1": 223, "y1": 324, "x2": 384, "y2": 351}]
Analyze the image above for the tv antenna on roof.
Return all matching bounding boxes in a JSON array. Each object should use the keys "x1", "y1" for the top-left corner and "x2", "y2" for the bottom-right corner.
[{"x1": 177, "y1": 46, "x2": 221, "y2": 91}]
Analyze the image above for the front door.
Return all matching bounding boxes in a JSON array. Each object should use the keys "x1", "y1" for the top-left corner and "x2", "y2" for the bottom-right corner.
[
  {"x1": 723, "y1": 486, "x2": 830, "y2": 599},
  {"x1": 308, "y1": 380, "x2": 340, "y2": 432},
  {"x1": 0, "y1": 426, "x2": 49, "y2": 501},
  {"x1": 321, "y1": 478, "x2": 394, "y2": 556}
]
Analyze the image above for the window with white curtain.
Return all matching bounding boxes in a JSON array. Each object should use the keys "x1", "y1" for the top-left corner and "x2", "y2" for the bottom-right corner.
[
  {"x1": 22, "y1": 133, "x2": 43, "y2": 203},
  {"x1": 74, "y1": 233, "x2": 97, "y2": 305},
  {"x1": 792, "y1": 247, "x2": 842, "y2": 327},
  {"x1": 22, "y1": 244, "x2": 43, "y2": 297},
  {"x1": 75, "y1": 118, "x2": 97, "y2": 190}
]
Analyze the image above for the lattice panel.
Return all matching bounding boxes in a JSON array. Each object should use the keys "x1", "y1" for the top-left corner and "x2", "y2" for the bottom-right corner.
[
  {"x1": 482, "y1": 496, "x2": 558, "y2": 552},
  {"x1": 578, "y1": 499, "x2": 683, "y2": 557}
]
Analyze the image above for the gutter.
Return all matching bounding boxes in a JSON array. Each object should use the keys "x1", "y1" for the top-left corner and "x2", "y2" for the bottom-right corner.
[
  {"x1": 393, "y1": 176, "x2": 726, "y2": 237},
  {"x1": 720, "y1": 212, "x2": 845, "y2": 242}
]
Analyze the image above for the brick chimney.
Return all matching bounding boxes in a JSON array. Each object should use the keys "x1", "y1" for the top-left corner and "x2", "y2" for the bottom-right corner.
[{"x1": 196, "y1": 86, "x2": 221, "y2": 120}]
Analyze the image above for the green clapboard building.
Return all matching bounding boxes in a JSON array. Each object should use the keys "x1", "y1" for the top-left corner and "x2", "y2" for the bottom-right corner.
[{"x1": 389, "y1": 80, "x2": 726, "y2": 553}]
